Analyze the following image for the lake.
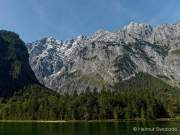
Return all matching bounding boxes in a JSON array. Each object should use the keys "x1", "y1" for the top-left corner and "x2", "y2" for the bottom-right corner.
[{"x1": 0, "y1": 121, "x2": 179, "y2": 135}]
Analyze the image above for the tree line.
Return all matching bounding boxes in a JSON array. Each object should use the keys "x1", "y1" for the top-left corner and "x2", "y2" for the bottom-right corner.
[{"x1": 0, "y1": 85, "x2": 179, "y2": 120}]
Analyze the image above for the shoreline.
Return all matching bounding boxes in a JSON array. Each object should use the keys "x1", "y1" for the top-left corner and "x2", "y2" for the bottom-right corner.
[{"x1": 0, "y1": 118, "x2": 180, "y2": 123}]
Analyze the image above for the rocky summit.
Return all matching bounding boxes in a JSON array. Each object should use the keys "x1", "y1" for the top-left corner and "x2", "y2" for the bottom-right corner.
[{"x1": 27, "y1": 22, "x2": 180, "y2": 93}]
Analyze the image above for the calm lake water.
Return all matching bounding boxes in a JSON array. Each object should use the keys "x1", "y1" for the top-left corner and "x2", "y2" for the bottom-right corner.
[{"x1": 0, "y1": 121, "x2": 179, "y2": 135}]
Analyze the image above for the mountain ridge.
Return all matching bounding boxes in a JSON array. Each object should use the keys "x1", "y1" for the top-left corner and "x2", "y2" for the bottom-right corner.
[{"x1": 27, "y1": 22, "x2": 180, "y2": 93}]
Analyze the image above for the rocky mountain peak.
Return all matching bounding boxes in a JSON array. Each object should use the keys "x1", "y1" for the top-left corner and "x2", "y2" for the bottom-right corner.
[
  {"x1": 121, "y1": 22, "x2": 153, "y2": 42},
  {"x1": 90, "y1": 29, "x2": 119, "y2": 42},
  {"x1": 77, "y1": 34, "x2": 86, "y2": 40},
  {"x1": 39, "y1": 37, "x2": 63, "y2": 46},
  {"x1": 125, "y1": 22, "x2": 153, "y2": 31},
  {"x1": 151, "y1": 23, "x2": 180, "y2": 46}
]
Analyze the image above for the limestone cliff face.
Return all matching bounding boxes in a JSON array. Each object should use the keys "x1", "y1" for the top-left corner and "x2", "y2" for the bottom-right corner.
[{"x1": 27, "y1": 22, "x2": 180, "y2": 93}]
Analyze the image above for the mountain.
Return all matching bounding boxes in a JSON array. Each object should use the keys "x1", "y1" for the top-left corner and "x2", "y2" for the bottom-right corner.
[
  {"x1": 0, "y1": 30, "x2": 179, "y2": 121},
  {"x1": 0, "y1": 30, "x2": 43, "y2": 97},
  {"x1": 27, "y1": 22, "x2": 180, "y2": 93}
]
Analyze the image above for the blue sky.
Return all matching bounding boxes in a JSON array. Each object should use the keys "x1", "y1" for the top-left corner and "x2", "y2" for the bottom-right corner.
[{"x1": 0, "y1": 0, "x2": 180, "y2": 42}]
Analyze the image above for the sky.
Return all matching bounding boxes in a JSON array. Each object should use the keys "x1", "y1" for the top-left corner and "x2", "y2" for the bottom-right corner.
[{"x1": 0, "y1": 0, "x2": 180, "y2": 42}]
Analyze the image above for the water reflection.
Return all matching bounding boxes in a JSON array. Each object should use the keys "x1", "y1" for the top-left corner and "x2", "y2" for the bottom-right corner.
[{"x1": 0, "y1": 121, "x2": 179, "y2": 135}]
